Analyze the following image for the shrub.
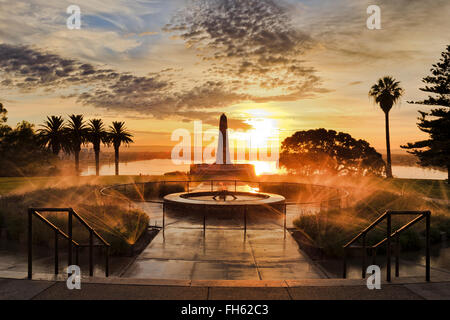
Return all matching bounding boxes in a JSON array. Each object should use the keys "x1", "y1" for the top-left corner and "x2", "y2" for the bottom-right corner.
[
  {"x1": 294, "y1": 190, "x2": 450, "y2": 258},
  {"x1": 158, "y1": 183, "x2": 185, "y2": 198},
  {"x1": 0, "y1": 185, "x2": 149, "y2": 255},
  {"x1": 260, "y1": 183, "x2": 336, "y2": 202}
]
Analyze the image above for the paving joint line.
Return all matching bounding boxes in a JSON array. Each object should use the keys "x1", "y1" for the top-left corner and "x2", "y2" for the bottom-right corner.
[{"x1": 29, "y1": 280, "x2": 59, "y2": 300}]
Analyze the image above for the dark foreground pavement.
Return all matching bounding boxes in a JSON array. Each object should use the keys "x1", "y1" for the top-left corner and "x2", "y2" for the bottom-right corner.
[{"x1": 1, "y1": 277, "x2": 450, "y2": 300}]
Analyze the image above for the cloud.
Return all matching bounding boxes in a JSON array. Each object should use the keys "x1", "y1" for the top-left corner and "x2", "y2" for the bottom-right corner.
[
  {"x1": 0, "y1": 1, "x2": 330, "y2": 119},
  {"x1": 0, "y1": 44, "x2": 253, "y2": 120},
  {"x1": 164, "y1": 0, "x2": 325, "y2": 99},
  {"x1": 0, "y1": 44, "x2": 83, "y2": 89},
  {"x1": 296, "y1": 0, "x2": 450, "y2": 65},
  {"x1": 77, "y1": 79, "x2": 249, "y2": 119}
]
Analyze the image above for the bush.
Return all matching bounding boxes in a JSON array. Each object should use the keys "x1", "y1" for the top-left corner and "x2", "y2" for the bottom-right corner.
[
  {"x1": 260, "y1": 183, "x2": 336, "y2": 202},
  {"x1": 158, "y1": 183, "x2": 185, "y2": 198},
  {"x1": 294, "y1": 190, "x2": 450, "y2": 258},
  {"x1": 0, "y1": 185, "x2": 149, "y2": 255},
  {"x1": 116, "y1": 181, "x2": 186, "y2": 200}
]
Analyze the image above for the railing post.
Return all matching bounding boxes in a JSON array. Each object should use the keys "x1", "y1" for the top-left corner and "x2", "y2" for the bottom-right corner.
[
  {"x1": 244, "y1": 206, "x2": 247, "y2": 238},
  {"x1": 362, "y1": 234, "x2": 366, "y2": 278},
  {"x1": 283, "y1": 203, "x2": 287, "y2": 240},
  {"x1": 210, "y1": 180, "x2": 213, "y2": 192},
  {"x1": 203, "y1": 214, "x2": 206, "y2": 236},
  {"x1": 28, "y1": 209, "x2": 33, "y2": 279},
  {"x1": 395, "y1": 234, "x2": 400, "y2": 277},
  {"x1": 234, "y1": 180, "x2": 237, "y2": 192},
  {"x1": 75, "y1": 246, "x2": 79, "y2": 266},
  {"x1": 426, "y1": 211, "x2": 430, "y2": 282},
  {"x1": 89, "y1": 229, "x2": 94, "y2": 276},
  {"x1": 68, "y1": 209, "x2": 73, "y2": 268},
  {"x1": 343, "y1": 247, "x2": 347, "y2": 279},
  {"x1": 54, "y1": 230, "x2": 59, "y2": 275},
  {"x1": 105, "y1": 246, "x2": 109, "y2": 277},
  {"x1": 162, "y1": 202, "x2": 165, "y2": 230},
  {"x1": 162, "y1": 202, "x2": 166, "y2": 241},
  {"x1": 386, "y1": 212, "x2": 391, "y2": 282}
]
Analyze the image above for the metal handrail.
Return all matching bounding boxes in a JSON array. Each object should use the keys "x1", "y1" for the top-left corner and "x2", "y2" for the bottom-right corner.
[
  {"x1": 32, "y1": 211, "x2": 80, "y2": 246},
  {"x1": 344, "y1": 211, "x2": 388, "y2": 248},
  {"x1": 342, "y1": 210, "x2": 431, "y2": 282},
  {"x1": 100, "y1": 179, "x2": 346, "y2": 241},
  {"x1": 100, "y1": 179, "x2": 349, "y2": 208},
  {"x1": 28, "y1": 207, "x2": 110, "y2": 279},
  {"x1": 71, "y1": 210, "x2": 109, "y2": 246},
  {"x1": 372, "y1": 214, "x2": 426, "y2": 248}
]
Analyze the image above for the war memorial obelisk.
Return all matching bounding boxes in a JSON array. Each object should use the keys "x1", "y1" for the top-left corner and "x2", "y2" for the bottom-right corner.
[
  {"x1": 216, "y1": 113, "x2": 231, "y2": 164},
  {"x1": 190, "y1": 114, "x2": 255, "y2": 178}
]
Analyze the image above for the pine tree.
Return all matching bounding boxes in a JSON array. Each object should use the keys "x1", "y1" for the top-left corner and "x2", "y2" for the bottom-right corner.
[{"x1": 402, "y1": 45, "x2": 450, "y2": 183}]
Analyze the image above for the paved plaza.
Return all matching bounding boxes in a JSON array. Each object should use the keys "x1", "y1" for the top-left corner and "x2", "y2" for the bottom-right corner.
[{"x1": 122, "y1": 202, "x2": 324, "y2": 280}]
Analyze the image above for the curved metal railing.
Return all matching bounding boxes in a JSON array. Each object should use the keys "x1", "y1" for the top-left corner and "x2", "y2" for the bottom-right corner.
[{"x1": 100, "y1": 179, "x2": 350, "y2": 210}]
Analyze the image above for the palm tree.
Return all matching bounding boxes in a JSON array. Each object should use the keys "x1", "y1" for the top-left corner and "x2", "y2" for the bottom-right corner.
[
  {"x1": 369, "y1": 76, "x2": 404, "y2": 178},
  {"x1": 38, "y1": 116, "x2": 66, "y2": 156},
  {"x1": 108, "y1": 121, "x2": 133, "y2": 176},
  {"x1": 87, "y1": 119, "x2": 108, "y2": 176},
  {"x1": 66, "y1": 114, "x2": 88, "y2": 175}
]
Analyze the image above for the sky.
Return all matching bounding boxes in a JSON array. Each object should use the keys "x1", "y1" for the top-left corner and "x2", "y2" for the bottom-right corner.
[{"x1": 0, "y1": 0, "x2": 449, "y2": 153}]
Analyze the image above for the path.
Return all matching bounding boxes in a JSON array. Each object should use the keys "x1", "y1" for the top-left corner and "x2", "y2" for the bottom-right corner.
[
  {"x1": 122, "y1": 202, "x2": 324, "y2": 280},
  {"x1": 1, "y1": 276, "x2": 450, "y2": 300}
]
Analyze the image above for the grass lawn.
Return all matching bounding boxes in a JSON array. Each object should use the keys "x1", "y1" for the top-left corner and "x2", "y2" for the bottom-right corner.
[
  {"x1": 1, "y1": 175, "x2": 448, "y2": 201},
  {"x1": 260, "y1": 174, "x2": 449, "y2": 201},
  {"x1": 0, "y1": 175, "x2": 162, "y2": 195},
  {"x1": 374, "y1": 178, "x2": 450, "y2": 200},
  {"x1": 369, "y1": 178, "x2": 450, "y2": 200}
]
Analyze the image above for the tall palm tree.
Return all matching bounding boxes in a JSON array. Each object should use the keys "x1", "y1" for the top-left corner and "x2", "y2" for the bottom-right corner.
[
  {"x1": 66, "y1": 114, "x2": 88, "y2": 175},
  {"x1": 87, "y1": 119, "x2": 108, "y2": 176},
  {"x1": 369, "y1": 76, "x2": 404, "y2": 178},
  {"x1": 108, "y1": 121, "x2": 133, "y2": 176},
  {"x1": 38, "y1": 116, "x2": 66, "y2": 156}
]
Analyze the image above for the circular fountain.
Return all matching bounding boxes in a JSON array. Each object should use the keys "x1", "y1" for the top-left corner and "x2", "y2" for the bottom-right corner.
[
  {"x1": 164, "y1": 189, "x2": 285, "y2": 214},
  {"x1": 163, "y1": 113, "x2": 285, "y2": 216}
]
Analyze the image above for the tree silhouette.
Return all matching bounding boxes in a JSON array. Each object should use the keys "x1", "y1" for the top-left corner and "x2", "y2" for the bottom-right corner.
[
  {"x1": 38, "y1": 116, "x2": 66, "y2": 156},
  {"x1": 108, "y1": 121, "x2": 133, "y2": 176},
  {"x1": 0, "y1": 102, "x2": 7, "y2": 123},
  {"x1": 280, "y1": 129, "x2": 385, "y2": 176},
  {"x1": 369, "y1": 76, "x2": 404, "y2": 178},
  {"x1": 87, "y1": 119, "x2": 109, "y2": 176},
  {"x1": 0, "y1": 121, "x2": 54, "y2": 176},
  {"x1": 402, "y1": 45, "x2": 450, "y2": 183},
  {"x1": 0, "y1": 103, "x2": 10, "y2": 138},
  {"x1": 65, "y1": 114, "x2": 88, "y2": 175}
]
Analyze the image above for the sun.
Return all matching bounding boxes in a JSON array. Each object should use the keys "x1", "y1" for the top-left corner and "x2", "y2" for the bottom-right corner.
[
  {"x1": 228, "y1": 108, "x2": 282, "y2": 175},
  {"x1": 250, "y1": 160, "x2": 276, "y2": 176},
  {"x1": 244, "y1": 111, "x2": 278, "y2": 147}
]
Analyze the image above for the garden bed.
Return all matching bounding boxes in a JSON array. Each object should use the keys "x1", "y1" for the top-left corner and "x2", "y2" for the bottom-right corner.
[
  {"x1": 293, "y1": 189, "x2": 450, "y2": 259},
  {"x1": 0, "y1": 185, "x2": 149, "y2": 256}
]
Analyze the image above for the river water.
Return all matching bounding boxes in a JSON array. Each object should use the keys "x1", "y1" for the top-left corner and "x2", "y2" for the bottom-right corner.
[{"x1": 81, "y1": 159, "x2": 448, "y2": 180}]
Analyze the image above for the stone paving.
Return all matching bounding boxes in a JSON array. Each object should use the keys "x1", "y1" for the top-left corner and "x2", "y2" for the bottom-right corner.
[
  {"x1": 2, "y1": 276, "x2": 450, "y2": 300},
  {"x1": 122, "y1": 202, "x2": 324, "y2": 280}
]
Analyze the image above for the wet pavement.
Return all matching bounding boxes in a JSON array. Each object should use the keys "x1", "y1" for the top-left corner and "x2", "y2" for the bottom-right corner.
[
  {"x1": 0, "y1": 242, "x2": 132, "y2": 277},
  {"x1": 122, "y1": 202, "x2": 325, "y2": 280},
  {"x1": 2, "y1": 276, "x2": 450, "y2": 300}
]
